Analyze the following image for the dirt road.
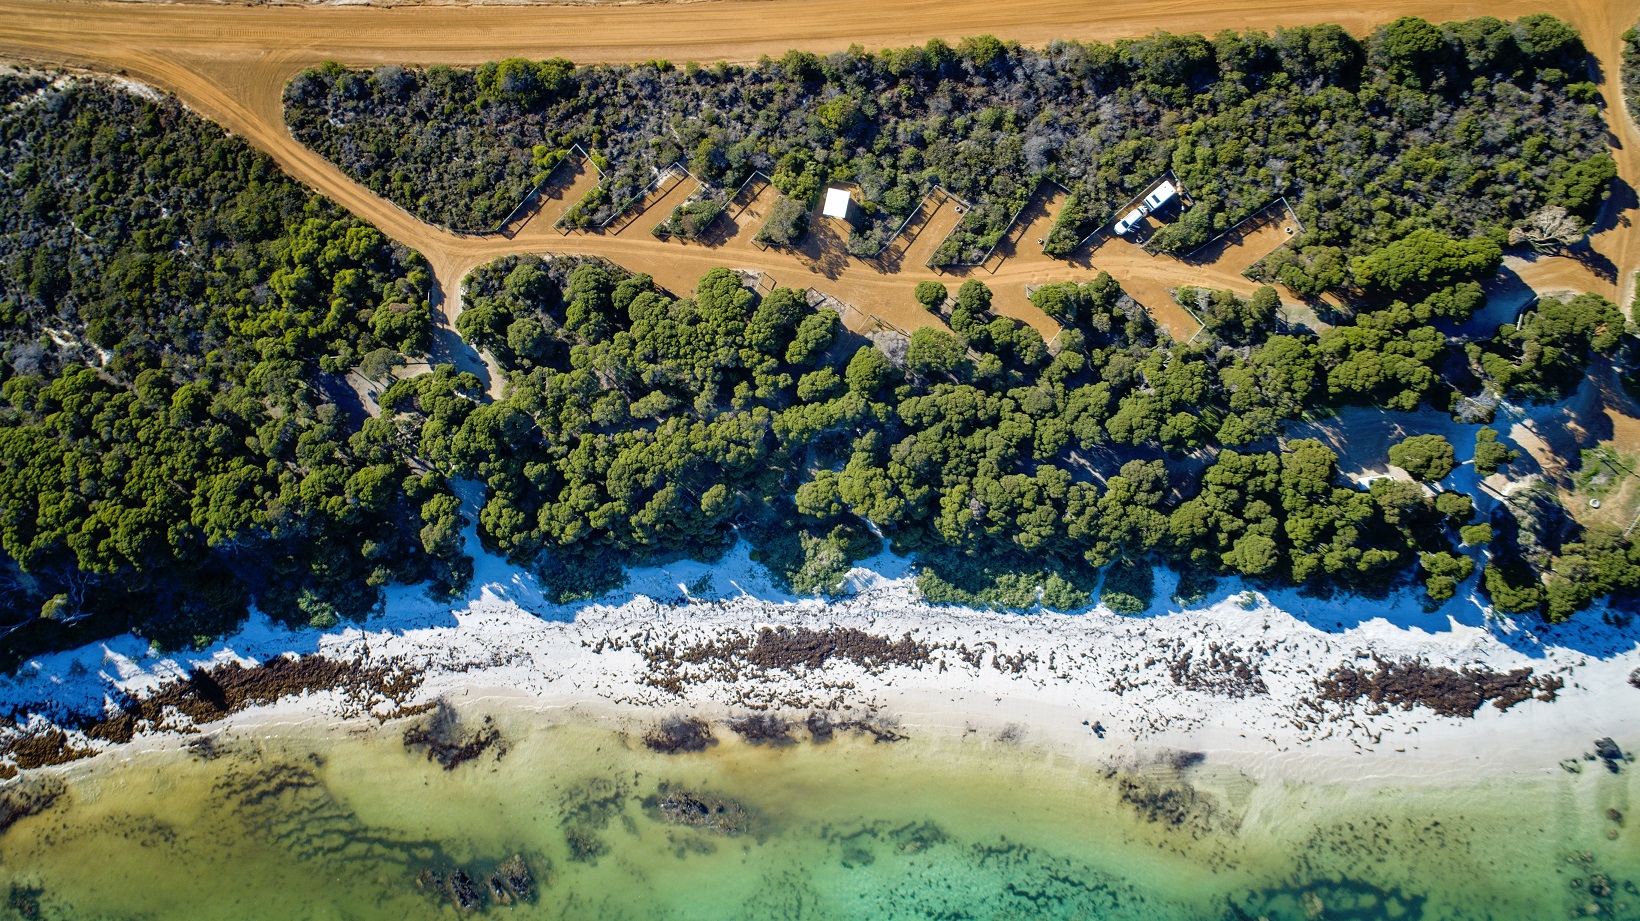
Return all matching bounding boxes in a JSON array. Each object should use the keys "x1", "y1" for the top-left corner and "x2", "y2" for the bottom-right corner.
[{"x1": 3, "y1": 0, "x2": 1639, "y2": 349}]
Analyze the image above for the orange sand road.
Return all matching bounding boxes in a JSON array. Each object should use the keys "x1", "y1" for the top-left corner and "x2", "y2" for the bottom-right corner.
[{"x1": 2, "y1": 0, "x2": 1639, "y2": 357}]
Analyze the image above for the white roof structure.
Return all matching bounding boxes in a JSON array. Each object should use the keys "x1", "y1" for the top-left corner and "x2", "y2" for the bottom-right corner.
[
  {"x1": 822, "y1": 187, "x2": 852, "y2": 219},
  {"x1": 1144, "y1": 181, "x2": 1179, "y2": 210}
]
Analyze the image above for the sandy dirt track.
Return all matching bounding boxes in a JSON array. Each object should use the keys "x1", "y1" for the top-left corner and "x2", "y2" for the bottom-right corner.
[{"x1": 3, "y1": 0, "x2": 1640, "y2": 354}]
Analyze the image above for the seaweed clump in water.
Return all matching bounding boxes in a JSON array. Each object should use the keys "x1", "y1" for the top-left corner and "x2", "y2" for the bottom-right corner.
[
  {"x1": 647, "y1": 784, "x2": 755, "y2": 835},
  {"x1": 5, "y1": 883, "x2": 43, "y2": 920},
  {"x1": 728, "y1": 712, "x2": 795, "y2": 746},
  {"x1": 416, "y1": 854, "x2": 540, "y2": 913},
  {"x1": 1230, "y1": 878, "x2": 1426, "y2": 921},
  {"x1": 559, "y1": 774, "x2": 634, "y2": 864},
  {"x1": 1115, "y1": 774, "x2": 1217, "y2": 831},
  {"x1": 402, "y1": 702, "x2": 508, "y2": 770},
  {"x1": 0, "y1": 775, "x2": 64, "y2": 835},
  {"x1": 805, "y1": 710, "x2": 906, "y2": 744},
  {"x1": 643, "y1": 716, "x2": 717, "y2": 754}
]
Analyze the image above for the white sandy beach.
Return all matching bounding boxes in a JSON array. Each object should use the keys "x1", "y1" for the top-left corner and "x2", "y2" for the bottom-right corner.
[{"x1": 5, "y1": 506, "x2": 1637, "y2": 790}]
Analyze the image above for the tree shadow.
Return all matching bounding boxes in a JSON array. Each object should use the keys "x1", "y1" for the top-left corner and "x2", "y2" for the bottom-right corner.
[
  {"x1": 1571, "y1": 163, "x2": 1637, "y2": 285},
  {"x1": 789, "y1": 208, "x2": 853, "y2": 281},
  {"x1": 427, "y1": 323, "x2": 494, "y2": 394},
  {"x1": 316, "y1": 370, "x2": 371, "y2": 425},
  {"x1": 1463, "y1": 263, "x2": 1537, "y2": 337},
  {"x1": 1566, "y1": 237, "x2": 1621, "y2": 284}
]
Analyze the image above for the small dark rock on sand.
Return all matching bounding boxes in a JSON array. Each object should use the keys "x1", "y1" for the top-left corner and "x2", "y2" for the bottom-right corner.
[
  {"x1": 1630, "y1": 667, "x2": 1640, "y2": 690},
  {"x1": 491, "y1": 854, "x2": 535, "y2": 903},
  {"x1": 417, "y1": 854, "x2": 537, "y2": 912},
  {"x1": 644, "y1": 716, "x2": 717, "y2": 754},
  {"x1": 1594, "y1": 738, "x2": 1630, "y2": 774},
  {"x1": 447, "y1": 870, "x2": 483, "y2": 912}
]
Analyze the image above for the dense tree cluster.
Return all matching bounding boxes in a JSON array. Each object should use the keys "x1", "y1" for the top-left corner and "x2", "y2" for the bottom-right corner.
[
  {"x1": 1485, "y1": 510, "x2": 1640, "y2": 623},
  {"x1": 1472, "y1": 292, "x2": 1626, "y2": 401},
  {"x1": 374, "y1": 255, "x2": 1557, "y2": 613},
  {"x1": 286, "y1": 16, "x2": 1606, "y2": 274},
  {"x1": 1388, "y1": 434, "x2": 1456, "y2": 481},
  {"x1": 1473, "y1": 426, "x2": 1519, "y2": 476},
  {"x1": 0, "y1": 73, "x2": 462, "y2": 661},
  {"x1": 1, "y1": 24, "x2": 1633, "y2": 665}
]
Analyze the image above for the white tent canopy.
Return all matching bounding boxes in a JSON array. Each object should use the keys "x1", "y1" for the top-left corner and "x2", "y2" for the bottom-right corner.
[{"x1": 822, "y1": 187, "x2": 852, "y2": 219}]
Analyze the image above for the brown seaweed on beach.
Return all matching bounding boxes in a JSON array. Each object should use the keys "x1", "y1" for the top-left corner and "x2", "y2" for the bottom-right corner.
[
  {"x1": 745, "y1": 627, "x2": 929, "y2": 672},
  {"x1": 638, "y1": 626, "x2": 931, "y2": 693},
  {"x1": 0, "y1": 653, "x2": 423, "y2": 775},
  {"x1": 1309, "y1": 657, "x2": 1561, "y2": 717},
  {"x1": 1165, "y1": 643, "x2": 1269, "y2": 698},
  {"x1": 0, "y1": 727, "x2": 94, "y2": 773},
  {"x1": 108, "y1": 654, "x2": 422, "y2": 737}
]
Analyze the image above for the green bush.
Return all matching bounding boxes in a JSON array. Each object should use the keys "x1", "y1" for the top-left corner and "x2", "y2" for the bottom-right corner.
[
  {"x1": 914, "y1": 281, "x2": 948, "y2": 310},
  {"x1": 1388, "y1": 434, "x2": 1456, "y2": 481},
  {"x1": 1473, "y1": 427, "x2": 1520, "y2": 476}
]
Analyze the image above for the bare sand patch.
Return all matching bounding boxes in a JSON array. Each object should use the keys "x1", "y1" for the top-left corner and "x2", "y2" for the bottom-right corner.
[
  {"x1": 880, "y1": 190, "x2": 962, "y2": 273},
  {"x1": 1187, "y1": 207, "x2": 1298, "y2": 277}
]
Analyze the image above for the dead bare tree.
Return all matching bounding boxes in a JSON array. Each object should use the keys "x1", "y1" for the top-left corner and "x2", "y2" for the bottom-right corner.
[{"x1": 1509, "y1": 205, "x2": 1585, "y2": 251}]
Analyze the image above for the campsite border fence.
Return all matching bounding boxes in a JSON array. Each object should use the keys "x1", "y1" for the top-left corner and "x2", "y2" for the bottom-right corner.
[
  {"x1": 802, "y1": 287, "x2": 915, "y2": 346},
  {"x1": 1074, "y1": 171, "x2": 1183, "y2": 255},
  {"x1": 1168, "y1": 196, "x2": 1304, "y2": 266},
  {"x1": 927, "y1": 179, "x2": 1069, "y2": 274},
  {"x1": 593, "y1": 161, "x2": 694, "y2": 235},
  {"x1": 725, "y1": 170, "x2": 774, "y2": 221},
  {"x1": 849, "y1": 185, "x2": 961, "y2": 262},
  {"x1": 492, "y1": 143, "x2": 600, "y2": 236}
]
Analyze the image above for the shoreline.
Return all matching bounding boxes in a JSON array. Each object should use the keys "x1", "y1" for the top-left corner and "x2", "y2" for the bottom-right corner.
[{"x1": 5, "y1": 540, "x2": 1637, "y2": 791}]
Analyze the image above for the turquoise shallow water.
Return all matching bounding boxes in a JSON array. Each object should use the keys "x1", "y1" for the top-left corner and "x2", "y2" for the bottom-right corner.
[{"x1": 0, "y1": 703, "x2": 1636, "y2": 921}]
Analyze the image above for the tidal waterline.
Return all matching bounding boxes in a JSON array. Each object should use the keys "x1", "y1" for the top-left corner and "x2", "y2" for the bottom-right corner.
[{"x1": 1, "y1": 703, "x2": 1635, "y2": 920}]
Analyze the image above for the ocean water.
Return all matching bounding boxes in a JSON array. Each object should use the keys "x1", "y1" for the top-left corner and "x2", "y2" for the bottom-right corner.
[{"x1": 0, "y1": 703, "x2": 1636, "y2": 921}]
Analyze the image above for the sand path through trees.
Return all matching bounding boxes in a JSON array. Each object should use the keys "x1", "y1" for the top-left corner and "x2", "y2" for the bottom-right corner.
[{"x1": 3, "y1": 0, "x2": 1640, "y2": 361}]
